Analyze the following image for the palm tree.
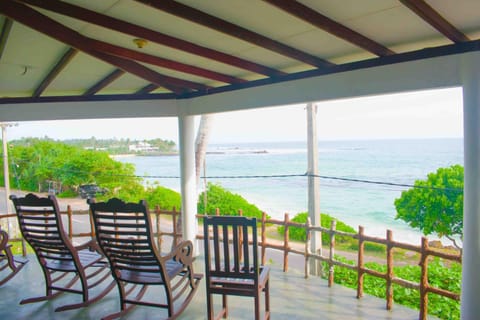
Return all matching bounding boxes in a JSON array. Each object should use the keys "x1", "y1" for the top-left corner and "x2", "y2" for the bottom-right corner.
[{"x1": 195, "y1": 114, "x2": 214, "y2": 185}]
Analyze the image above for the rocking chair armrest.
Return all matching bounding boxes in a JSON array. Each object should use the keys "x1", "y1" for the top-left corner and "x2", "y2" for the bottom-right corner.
[
  {"x1": 0, "y1": 229, "x2": 10, "y2": 249},
  {"x1": 161, "y1": 240, "x2": 195, "y2": 267},
  {"x1": 259, "y1": 265, "x2": 270, "y2": 285},
  {"x1": 74, "y1": 238, "x2": 101, "y2": 253}
]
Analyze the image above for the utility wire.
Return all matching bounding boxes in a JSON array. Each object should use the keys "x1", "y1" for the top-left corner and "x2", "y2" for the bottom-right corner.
[{"x1": 10, "y1": 157, "x2": 463, "y2": 193}]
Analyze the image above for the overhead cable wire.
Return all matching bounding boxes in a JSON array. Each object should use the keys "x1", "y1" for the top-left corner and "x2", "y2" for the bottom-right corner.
[{"x1": 11, "y1": 157, "x2": 462, "y2": 193}]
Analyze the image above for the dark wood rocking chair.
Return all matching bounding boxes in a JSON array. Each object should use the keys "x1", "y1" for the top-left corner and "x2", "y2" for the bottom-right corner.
[
  {"x1": 203, "y1": 215, "x2": 270, "y2": 320},
  {"x1": 0, "y1": 226, "x2": 28, "y2": 285},
  {"x1": 88, "y1": 198, "x2": 203, "y2": 320},
  {"x1": 9, "y1": 193, "x2": 115, "y2": 311}
]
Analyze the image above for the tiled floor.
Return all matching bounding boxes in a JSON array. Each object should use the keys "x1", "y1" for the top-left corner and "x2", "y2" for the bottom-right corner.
[{"x1": 0, "y1": 251, "x2": 432, "y2": 320}]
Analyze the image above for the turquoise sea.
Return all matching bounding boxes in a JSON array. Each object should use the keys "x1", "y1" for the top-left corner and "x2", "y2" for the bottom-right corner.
[{"x1": 116, "y1": 138, "x2": 463, "y2": 244}]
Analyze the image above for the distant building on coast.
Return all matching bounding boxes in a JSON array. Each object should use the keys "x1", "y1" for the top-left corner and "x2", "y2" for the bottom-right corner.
[{"x1": 128, "y1": 142, "x2": 159, "y2": 153}]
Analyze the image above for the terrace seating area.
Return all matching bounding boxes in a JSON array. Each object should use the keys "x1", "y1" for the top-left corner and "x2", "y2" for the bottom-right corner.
[
  {"x1": 0, "y1": 194, "x2": 444, "y2": 319},
  {"x1": 0, "y1": 250, "x2": 428, "y2": 319}
]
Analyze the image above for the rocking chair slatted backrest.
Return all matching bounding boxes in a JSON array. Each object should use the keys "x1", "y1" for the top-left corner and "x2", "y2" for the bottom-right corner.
[
  {"x1": 10, "y1": 193, "x2": 114, "y2": 312},
  {"x1": 90, "y1": 199, "x2": 164, "y2": 280},
  {"x1": 89, "y1": 198, "x2": 202, "y2": 320},
  {"x1": 13, "y1": 195, "x2": 79, "y2": 271},
  {"x1": 203, "y1": 215, "x2": 270, "y2": 320}
]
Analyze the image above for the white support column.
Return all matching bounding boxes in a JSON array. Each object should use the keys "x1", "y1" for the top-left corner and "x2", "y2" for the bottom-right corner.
[
  {"x1": 178, "y1": 115, "x2": 199, "y2": 254},
  {"x1": 307, "y1": 103, "x2": 322, "y2": 276},
  {"x1": 461, "y1": 52, "x2": 480, "y2": 320},
  {"x1": 1, "y1": 122, "x2": 15, "y2": 236}
]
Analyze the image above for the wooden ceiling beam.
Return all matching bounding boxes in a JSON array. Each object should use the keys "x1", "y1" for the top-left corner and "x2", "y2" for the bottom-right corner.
[
  {"x1": 83, "y1": 69, "x2": 125, "y2": 96},
  {"x1": 135, "y1": 0, "x2": 334, "y2": 68},
  {"x1": 89, "y1": 40, "x2": 246, "y2": 84},
  {"x1": 19, "y1": 0, "x2": 244, "y2": 85},
  {"x1": 0, "y1": 18, "x2": 13, "y2": 60},
  {"x1": 33, "y1": 48, "x2": 78, "y2": 97},
  {"x1": 91, "y1": 51, "x2": 198, "y2": 93},
  {"x1": 0, "y1": 0, "x2": 209, "y2": 94},
  {"x1": 400, "y1": 0, "x2": 469, "y2": 43},
  {"x1": 18, "y1": 0, "x2": 285, "y2": 77},
  {"x1": 135, "y1": 84, "x2": 160, "y2": 95},
  {"x1": 263, "y1": 0, "x2": 394, "y2": 56}
]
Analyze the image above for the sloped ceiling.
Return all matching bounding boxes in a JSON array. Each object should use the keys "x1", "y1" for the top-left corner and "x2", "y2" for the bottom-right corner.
[{"x1": 0, "y1": 0, "x2": 479, "y2": 118}]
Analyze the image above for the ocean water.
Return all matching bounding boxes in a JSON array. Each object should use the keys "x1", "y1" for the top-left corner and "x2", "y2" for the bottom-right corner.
[{"x1": 115, "y1": 138, "x2": 463, "y2": 244}]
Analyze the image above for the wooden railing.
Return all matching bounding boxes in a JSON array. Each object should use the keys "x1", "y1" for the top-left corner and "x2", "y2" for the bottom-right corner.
[
  {"x1": 260, "y1": 212, "x2": 461, "y2": 320},
  {"x1": 2, "y1": 208, "x2": 461, "y2": 320}
]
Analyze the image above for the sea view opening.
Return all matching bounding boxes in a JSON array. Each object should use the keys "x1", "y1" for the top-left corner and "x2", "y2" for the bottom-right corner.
[{"x1": 0, "y1": 86, "x2": 463, "y2": 319}]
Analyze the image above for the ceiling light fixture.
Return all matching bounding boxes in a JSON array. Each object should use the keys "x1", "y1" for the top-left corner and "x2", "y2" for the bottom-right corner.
[{"x1": 133, "y1": 38, "x2": 148, "y2": 49}]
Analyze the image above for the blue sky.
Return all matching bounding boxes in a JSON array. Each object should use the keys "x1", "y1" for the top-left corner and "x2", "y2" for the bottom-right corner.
[{"x1": 7, "y1": 87, "x2": 463, "y2": 144}]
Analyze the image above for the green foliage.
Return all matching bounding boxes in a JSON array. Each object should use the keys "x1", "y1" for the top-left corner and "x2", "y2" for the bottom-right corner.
[
  {"x1": 2, "y1": 138, "x2": 144, "y2": 197},
  {"x1": 395, "y1": 165, "x2": 463, "y2": 239},
  {"x1": 348, "y1": 241, "x2": 386, "y2": 253},
  {"x1": 108, "y1": 181, "x2": 147, "y2": 203},
  {"x1": 57, "y1": 190, "x2": 77, "y2": 198},
  {"x1": 145, "y1": 185, "x2": 182, "y2": 210},
  {"x1": 277, "y1": 212, "x2": 355, "y2": 245},
  {"x1": 198, "y1": 183, "x2": 266, "y2": 219},
  {"x1": 324, "y1": 256, "x2": 461, "y2": 319}
]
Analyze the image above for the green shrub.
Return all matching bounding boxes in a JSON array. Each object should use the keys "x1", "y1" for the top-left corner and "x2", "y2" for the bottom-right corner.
[
  {"x1": 198, "y1": 183, "x2": 266, "y2": 219},
  {"x1": 277, "y1": 212, "x2": 355, "y2": 245},
  {"x1": 323, "y1": 256, "x2": 460, "y2": 320},
  {"x1": 348, "y1": 241, "x2": 386, "y2": 254},
  {"x1": 145, "y1": 185, "x2": 182, "y2": 210},
  {"x1": 107, "y1": 182, "x2": 146, "y2": 203},
  {"x1": 57, "y1": 190, "x2": 77, "y2": 198}
]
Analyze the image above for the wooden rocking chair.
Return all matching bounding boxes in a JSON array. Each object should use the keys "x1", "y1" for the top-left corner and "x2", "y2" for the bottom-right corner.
[
  {"x1": 9, "y1": 193, "x2": 115, "y2": 311},
  {"x1": 88, "y1": 198, "x2": 203, "y2": 320},
  {"x1": 0, "y1": 226, "x2": 27, "y2": 285},
  {"x1": 203, "y1": 215, "x2": 270, "y2": 320}
]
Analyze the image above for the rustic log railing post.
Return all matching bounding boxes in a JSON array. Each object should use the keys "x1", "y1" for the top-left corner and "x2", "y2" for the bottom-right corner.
[
  {"x1": 88, "y1": 208, "x2": 95, "y2": 238},
  {"x1": 238, "y1": 209, "x2": 243, "y2": 261},
  {"x1": 419, "y1": 237, "x2": 429, "y2": 320},
  {"x1": 155, "y1": 205, "x2": 161, "y2": 252},
  {"x1": 305, "y1": 217, "x2": 311, "y2": 278},
  {"x1": 283, "y1": 213, "x2": 289, "y2": 272},
  {"x1": 172, "y1": 206, "x2": 178, "y2": 247},
  {"x1": 386, "y1": 230, "x2": 393, "y2": 310},
  {"x1": 21, "y1": 234, "x2": 26, "y2": 257},
  {"x1": 328, "y1": 220, "x2": 336, "y2": 287},
  {"x1": 261, "y1": 212, "x2": 266, "y2": 265},
  {"x1": 357, "y1": 226, "x2": 365, "y2": 299},
  {"x1": 67, "y1": 205, "x2": 73, "y2": 240}
]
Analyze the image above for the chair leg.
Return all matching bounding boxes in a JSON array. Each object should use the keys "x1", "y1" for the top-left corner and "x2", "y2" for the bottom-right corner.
[
  {"x1": 222, "y1": 294, "x2": 228, "y2": 318},
  {"x1": 206, "y1": 293, "x2": 214, "y2": 320},
  {"x1": 264, "y1": 280, "x2": 270, "y2": 320},
  {"x1": 0, "y1": 251, "x2": 27, "y2": 286},
  {"x1": 254, "y1": 292, "x2": 260, "y2": 320},
  {"x1": 21, "y1": 271, "x2": 78, "y2": 305}
]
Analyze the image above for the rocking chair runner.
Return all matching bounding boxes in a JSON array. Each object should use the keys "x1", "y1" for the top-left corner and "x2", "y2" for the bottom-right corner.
[
  {"x1": 88, "y1": 198, "x2": 202, "y2": 320},
  {"x1": 203, "y1": 215, "x2": 270, "y2": 320},
  {"x1": 9, "y1": 193, "x2": 115, "y2": 311},
  {"x1": 0, "y1": 226, "x2": 27, "y2": 286}
]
